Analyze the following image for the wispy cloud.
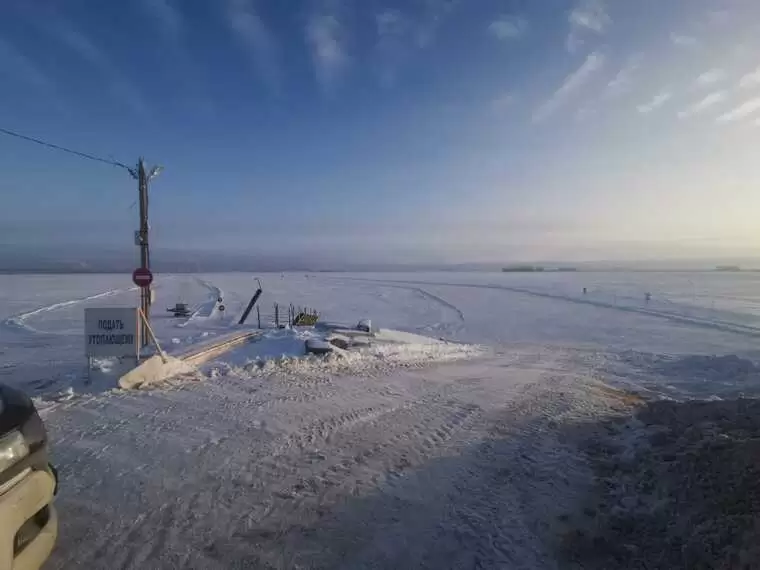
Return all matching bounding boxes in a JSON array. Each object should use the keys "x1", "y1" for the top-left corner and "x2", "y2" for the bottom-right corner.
[
  {"x1": 374, "y1": 10, "x2": 413, "y2": 87},
  {"x1": 677, "y1": 91, "x2": 727, "y2": 118},
  {"x1": 306, "y1": 13, "x2": 349, "y2": 93},
  {"x1": 575, "y1": 105, "x2": 597, "y2": 121},
  {"x1": 716, "y1": 97, "x2": 760, "y2": 123},
  {"x1": 0, "y1": 37, "x2": 54, "y2": 90},
  {"x1": 533, "y1": 52, "x2": 606, "y2": 123},
  {"x1": 225, "y1": 0, "x2": 280, "y2": 90},
  {"x1": 670, "y1": 33, "x2": 699, "y2": 48},
  {"x1": 566, "y1": 0, "x2": 610, "y2": 53},
  {"x1": 141, "y1": 0, "x2": 182, "y2": 42},
  {"x1": 637, "y1": 91, "x2": 672, "y2": 114},
  {"x1": 488, "y1": 15, "x2": 528, "y2": 41},
  {"x1": 50, "y1": 20, "x2": 146, "y2": 114},
  {"x1": 739, "y1": 66, "x2": 760, "y2": 89},
  {"x1": 603, "y1": 55, "x2": 641, "y2": 98},
  {"x1": 695, "y1": 68, "x2": 725, "y2": 87},
  {"x1": 490, "y1": 92, "x2": 516, "y2": 114},
  {"x1": 377, "y1": 10, "x2": 409, "y2": 39},
  {"x1": 416, "y1": 0, "x2": 459, "y2": 48}
]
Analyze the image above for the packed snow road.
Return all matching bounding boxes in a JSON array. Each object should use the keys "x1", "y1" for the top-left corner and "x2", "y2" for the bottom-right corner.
[
  {"x1": 3, "y1": 272, "x2": 760, "y2": 568},
  {"x1": 46, "y1": 347, "x2": 623, "y2": 569}
]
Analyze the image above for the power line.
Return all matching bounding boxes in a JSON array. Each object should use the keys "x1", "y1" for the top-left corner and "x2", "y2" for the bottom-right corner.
[{"x1": 0, "y1": 126, "x2": 130, "y2": 171}]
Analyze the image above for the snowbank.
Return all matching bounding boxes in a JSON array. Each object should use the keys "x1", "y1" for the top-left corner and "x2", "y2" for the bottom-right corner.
[
  {"x1": 607, "y1": 352, "x2": 760, "y2": 400},
  {"x1": 118, "y1": 354, "x2": 196, "y2": 390},
  {"x1": 208, "y1": 327, "x2": 483, "y2": 380}
]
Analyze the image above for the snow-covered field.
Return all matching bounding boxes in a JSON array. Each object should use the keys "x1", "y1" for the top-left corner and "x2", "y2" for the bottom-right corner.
[{"x1": 2, "y1": 271, "x2": 760, "y2": 568}]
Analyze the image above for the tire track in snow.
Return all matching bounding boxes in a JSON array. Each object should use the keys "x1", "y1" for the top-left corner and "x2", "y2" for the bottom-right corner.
[
  {"x1": 3, "y1": 287, "x2": 138, "y2": 335},
  {"x1": 348, "y1": 280, "x2": 465, "y2": 333},
  {"x1": 47, "y1": 349, "x2": 618, "y2": 569},
  {"x1": 380, "y1": 283, "x2": 465, "y2": 322},
  {"x1": 232, "y1": 398, "x2": 485, "y2": 560},
  {"x1": 409, "y1": 286, "x2": 465, "y2": 322},
  {"x1": 177, "y1": 278, "x2": 224, "y2": 327},
  {"x1": 348, "y1": 277, "x2": 760, "y2": 339},
  {"x1": 254, "y1": 384, "x2": 484, "y2": 495}
]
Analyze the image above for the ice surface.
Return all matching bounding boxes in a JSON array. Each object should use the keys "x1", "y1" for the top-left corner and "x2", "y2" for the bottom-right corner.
[{"x1": 2, "y1": 271, "x2": 760, "y2": 568}]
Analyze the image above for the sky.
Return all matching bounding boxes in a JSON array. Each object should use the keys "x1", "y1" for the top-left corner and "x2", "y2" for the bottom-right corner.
[{"x1": 1, "y1": 0, "x2": 760, "y2": 264}]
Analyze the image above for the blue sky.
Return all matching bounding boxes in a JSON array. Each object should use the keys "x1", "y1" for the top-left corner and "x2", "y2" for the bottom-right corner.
[{"x1": 1, "y1": 0, "x2": 760, "y2": 263}]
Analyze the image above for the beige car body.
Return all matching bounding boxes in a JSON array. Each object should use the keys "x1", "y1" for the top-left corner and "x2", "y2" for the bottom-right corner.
[{"x1": 0, "y1": 467, "x2": 57, "y2": 570}]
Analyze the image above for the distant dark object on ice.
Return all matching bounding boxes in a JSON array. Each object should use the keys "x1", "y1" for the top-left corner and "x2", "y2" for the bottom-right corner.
[
  {"x1": 502, "y1": 265, "x2": 545, "y2": 272},
  {"x1": 502, "y1": 265, "x2": 577, "y2": 273},
  {"x1": 167, "y1": 302, "x2": 191, "y2": 317}
]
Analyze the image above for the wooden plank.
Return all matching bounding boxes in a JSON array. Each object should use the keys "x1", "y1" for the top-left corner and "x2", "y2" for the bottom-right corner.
[{"x1": 180, "y1": 332, "x2": 262, "y2": 366}]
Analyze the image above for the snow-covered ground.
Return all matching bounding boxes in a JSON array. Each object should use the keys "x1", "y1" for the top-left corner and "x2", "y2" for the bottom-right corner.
[{"x1": 2, "y1": 271, "x2": 760, "y2": 568}]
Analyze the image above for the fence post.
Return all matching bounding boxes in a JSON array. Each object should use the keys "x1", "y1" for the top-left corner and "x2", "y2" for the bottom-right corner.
[
  {"x1": 275, "y1": 303, "x2": 279, "y2": 328},
  {"x1": 257, "y1": 305, "x2": 261, "y2": 329}
]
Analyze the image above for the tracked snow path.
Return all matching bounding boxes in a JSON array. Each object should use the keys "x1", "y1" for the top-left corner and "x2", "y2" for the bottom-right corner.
[
  {"x1": 12, "y1": 271, "x2": 760, "y2": 569},
  {"x1": 46, "y1": 347, "x2": 620, "y2": 570},
  {"x1": 3, "y1": 287, "x2": 137, "y2": 335},
  {"x1": 177, "y1": 278, "x2": 224, "y2": 327},
  {"x1": 345, "y1": 276, "x2": 760, "y2": 339}
]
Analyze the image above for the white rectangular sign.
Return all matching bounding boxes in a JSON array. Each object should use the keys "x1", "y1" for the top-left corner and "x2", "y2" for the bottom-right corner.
[{"x1": 85, "y1": 308, "x2": 139, "y2": 358}]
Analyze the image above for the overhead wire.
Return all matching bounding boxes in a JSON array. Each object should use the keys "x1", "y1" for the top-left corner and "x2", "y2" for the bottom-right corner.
[{"x1": 0, "y1": 126, "x2": 131, "y2": 171}]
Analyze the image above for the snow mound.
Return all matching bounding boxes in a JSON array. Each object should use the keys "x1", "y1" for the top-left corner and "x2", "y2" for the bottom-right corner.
[
  {"x1": 608, "y1": 351, "x2": 760, "y2": 400},
  {"x1": 119, "y1": 354, "x2": 197, "y2": 390},
  {"x1": 659, "y1": 354, "x2": 760, "y2": 382},
  {"x1": 213, "y1": 327, "x2": 483, "y2": 380}
]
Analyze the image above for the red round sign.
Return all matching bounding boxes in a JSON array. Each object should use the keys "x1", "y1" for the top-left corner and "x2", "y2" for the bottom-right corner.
[{"x1": 132, "y1": 267, "x2": 153, "y2": 287}]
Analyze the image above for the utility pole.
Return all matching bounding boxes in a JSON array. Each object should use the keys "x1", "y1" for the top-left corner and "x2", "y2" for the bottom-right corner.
[
  {"x1": 138, "y1": 159, "x2": 150, "y2": 347},
  {"x1": 130, "y1": 158, "x2": 162, "y2": 347},
  {"x1": 0, "y1": 128, "x2": 164, "y2": 349}
]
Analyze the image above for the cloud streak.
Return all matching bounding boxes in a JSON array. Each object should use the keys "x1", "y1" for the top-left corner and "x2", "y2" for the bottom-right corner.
[
  {"x1": 374, "y1": 10, "x2": 412, "y2": 87},
  {"x1": 677, "y1": 91, "x2": 727, "y2": 118},
  {"x1": 739, "y1": 66, "x2": 760, "y2": 88},
  {"x1": 533, "y1": 52, "x2": 605, "y2": 123},
  {"x1": 141, "y1": 0, "x2": 182, "y2": 42},
  {"x1": 488, "y1": 16, "x2": 528, "y2": 41},
  {"x1": 637, "y1": 91, "x2": 672, "y2": 114},
  {"x1": 416, "y1": 0, "x2": 459, "y2": 48},
  {"x1": 603, "y1": 55, "x2": 641, "y2": 98},
  {"x1": 716, "y1": 97, "x2": 760, "y2": 123},
  {"x1": 0, "y1": 37, "x2": 54, "y2": 90},
  {"x1": 225, "y1": 0, "x2": 280, "y2": 90},
  {"x1": 671, "y1": 33, "x2": 698, "y2": 48},
  {"x1": 490, "y1": 92, "x2": 516, "y2": 114},
  {"x1": 377, "y1": 10, "x2": 408, "y2": 39},
  {"x1": 695, "y1": 68, "x2": 725, "y2": 87},
  {"x1": 566, "y1": 0, "x2": 610, "y2": 53},
  {"x1": 306, "y1": 13, "x2": 349, "y2": 93},
  {"x1": 50, "y1": 20, "x2": 146, "y2": 114}
]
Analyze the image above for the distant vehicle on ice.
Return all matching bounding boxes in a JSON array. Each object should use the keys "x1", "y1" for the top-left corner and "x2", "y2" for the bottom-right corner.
[{"x1": 167, "y1": 302, "x2": 191, "y2": 317}]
